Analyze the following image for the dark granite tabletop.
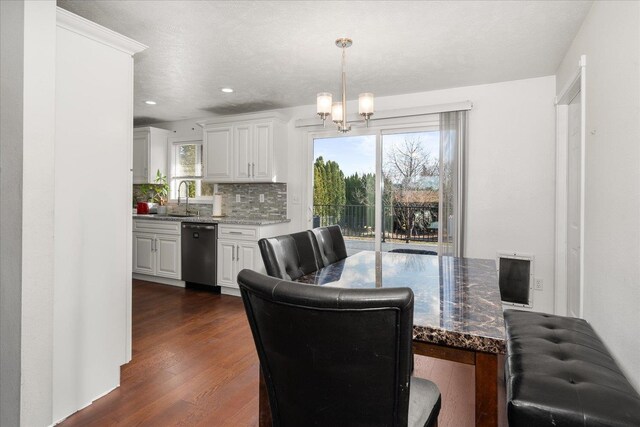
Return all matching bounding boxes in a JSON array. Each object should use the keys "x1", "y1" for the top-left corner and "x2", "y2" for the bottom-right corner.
[{"x1": 297, "y1": 251, "x2": 505, "y2": 354}]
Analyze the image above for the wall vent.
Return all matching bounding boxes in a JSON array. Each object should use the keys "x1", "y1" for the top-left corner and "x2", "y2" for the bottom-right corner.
[{"x1": 497, "y1": 252, "x2": 534, "y2": 308}]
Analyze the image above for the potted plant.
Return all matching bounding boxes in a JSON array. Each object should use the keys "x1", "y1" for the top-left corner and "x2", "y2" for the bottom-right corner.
[{"x1": 140, "y1": 170, "x2": 170, "y2": 215}]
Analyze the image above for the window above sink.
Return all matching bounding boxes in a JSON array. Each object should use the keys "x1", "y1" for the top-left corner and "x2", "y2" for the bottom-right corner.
[{"x1": 168, "y1": 136, "x2": 213, "y2": 203}]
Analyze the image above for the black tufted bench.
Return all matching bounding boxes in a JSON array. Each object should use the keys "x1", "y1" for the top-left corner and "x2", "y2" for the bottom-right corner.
[{"x1": 504, "y1": 309, "x2": 640, "y2": 426}]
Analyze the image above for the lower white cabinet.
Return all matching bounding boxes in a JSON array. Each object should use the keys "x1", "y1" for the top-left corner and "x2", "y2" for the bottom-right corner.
[
  {"x1": 216, "y1": 222, "x2": 289, "y2": 290},
  {"x1": 132, "y1": 220, "x2": 181, "y2": 280},
  {"x1": 132, "y1": 220, "x2": 289, "y2": 291},
  {"x1": 217, "y1": 239, "x2": 260, "y2": 288}
]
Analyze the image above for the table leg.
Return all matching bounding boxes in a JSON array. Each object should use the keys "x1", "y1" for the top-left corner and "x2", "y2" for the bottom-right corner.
[
  {"x1": 475, "y1": 352, "x2": 498, "y2": 427},
  {"x1": 259, "y1": 366, "x2": 272, "y2": 427}
]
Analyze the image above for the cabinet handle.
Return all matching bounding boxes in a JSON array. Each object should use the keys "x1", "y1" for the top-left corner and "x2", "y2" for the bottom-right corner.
[
  {"x1": 236, "y1": 245, "x2": 240, "y2": 261},
  {"x1": 151, "y1": 238, "x2": 155, "y2": 252},
  {"x1": 228, "y1": 231, "x2": 243, "y2": 235},
  {"x1": 252, "y1": 163, "x2": 255, "y2": 177},
  {"x1": 247, "y1": 163, "x2": 250, "y2": 177},
  {"x1": 231, "y1": 245, "x2": 235, "y2": 261}
]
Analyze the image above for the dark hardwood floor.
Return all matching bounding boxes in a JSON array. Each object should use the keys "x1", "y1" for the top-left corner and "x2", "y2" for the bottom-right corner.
[{"x1": 59, "y1": 279, "x2": 474, "y2": 426}]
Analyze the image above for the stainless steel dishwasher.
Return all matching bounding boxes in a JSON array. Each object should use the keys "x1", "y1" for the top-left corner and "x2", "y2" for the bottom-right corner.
[{"x1": 181, "y1": 223, "x2": 219, "y2": 292}]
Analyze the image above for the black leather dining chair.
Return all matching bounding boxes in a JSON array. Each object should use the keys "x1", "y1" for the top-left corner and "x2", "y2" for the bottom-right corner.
[
  {"x1": 258, "y1": 231, "x2": 322, "y2": 280},
  {"x1": 311, "y1": 224, "x2": 348, "y2": 267},
  {"x1": 237, "y1": 269, "x2": 441, "y2": 427}
]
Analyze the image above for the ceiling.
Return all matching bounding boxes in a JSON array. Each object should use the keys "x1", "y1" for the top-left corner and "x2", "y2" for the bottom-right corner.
[{"x1": 57, "y1": 1, "x2": 592, "y2": 126}]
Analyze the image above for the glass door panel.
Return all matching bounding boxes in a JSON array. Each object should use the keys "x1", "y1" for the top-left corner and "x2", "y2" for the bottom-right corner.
[
  {"x1": 381, "y1": 131, "x2": 440, "y2": 254},
  {"x1": 313, "y1": 135, "x2": 376, "y2": 255},
  {"x1": 312, "y1": 129, "x2": 441, "y2": 255}
]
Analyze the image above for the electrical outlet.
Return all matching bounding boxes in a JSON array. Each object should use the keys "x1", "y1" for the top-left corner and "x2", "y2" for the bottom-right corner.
[
  {"x1": 236, "y1": 194, "x2": 241, "y2": 203},
  {"x1": 259, "y1": 194, "x2": 265, "y2": 203},
  {"x1": 535, "y1": 278, "x2": 543, "y2": 291}
]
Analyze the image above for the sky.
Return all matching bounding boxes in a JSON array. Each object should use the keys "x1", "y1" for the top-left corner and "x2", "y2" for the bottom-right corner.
[{"x1": 313, "y1": 131, "x2": 440, "y2": 177}]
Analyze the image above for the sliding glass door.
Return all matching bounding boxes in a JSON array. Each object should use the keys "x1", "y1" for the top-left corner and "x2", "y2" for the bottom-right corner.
[{"x1": 312, "y1": 122, "x2": 441, "y2": 254}]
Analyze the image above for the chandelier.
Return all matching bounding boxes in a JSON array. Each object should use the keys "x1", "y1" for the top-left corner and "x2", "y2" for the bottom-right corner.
[{"x1": 316, "y1": 38, "x2": 374, "y2": 133}]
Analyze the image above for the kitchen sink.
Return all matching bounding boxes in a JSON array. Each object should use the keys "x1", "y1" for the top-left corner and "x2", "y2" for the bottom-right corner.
[{"x1": 167, "y1": 213, "x2": 199, "y2": 218}]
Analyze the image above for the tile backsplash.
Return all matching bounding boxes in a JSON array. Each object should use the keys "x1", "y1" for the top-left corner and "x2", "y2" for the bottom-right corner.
[
  {"x1": 218, "y1": 183, "x2": 287, "y2": 219},
  {"x1": 133, "y1": 182, "x2": 287, "y2": 220}
]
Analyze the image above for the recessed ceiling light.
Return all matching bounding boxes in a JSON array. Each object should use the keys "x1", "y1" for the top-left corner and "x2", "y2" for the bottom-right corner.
[
  {"x1": 221, "y1": 88, "x2": 234, "y2": 93},
  {"x1": 144, "y1": 100, "x2": 157, "y2": 105}
]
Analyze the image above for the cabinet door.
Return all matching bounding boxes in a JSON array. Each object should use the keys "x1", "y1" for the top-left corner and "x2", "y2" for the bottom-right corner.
[
  {"x1": 217, "y1": 239, "x2": 237, "y2": 287},
  {"x1": 132, "y1": 133, "x2": 149, "y2": 183},
  {"x1": 237, "y1": 242, "x2": 262, "y2": 277},
  {"x1": 253, "y1": 122, "x2": 272, "y2": 181},
  {"x1": 132, "y1": 233, "x2": 155, "y2": 274},
  {"x1": 148, "y1": 129, "x2": 168, "y2": 180},
  {"x1": 204, "y1": 126, "x2": 233, "y2": 181},
  {"x1": 155, "y1": 234, "x2": 180, "y2": 279},
  {"x1": 234, "y1": 124, "x2": 252, "y2": 181}
]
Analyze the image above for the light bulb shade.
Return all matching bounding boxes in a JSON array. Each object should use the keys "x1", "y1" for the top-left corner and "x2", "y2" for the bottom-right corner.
[
  {"x1": 331, "y1": 102, "x2": 343, "y2": 123},
  {"x1": 316, "y1": 92, "x2": 332, "y2": 115},
  {"x1": 359, "y1": 92, "x2": 374, "y2": 116}
]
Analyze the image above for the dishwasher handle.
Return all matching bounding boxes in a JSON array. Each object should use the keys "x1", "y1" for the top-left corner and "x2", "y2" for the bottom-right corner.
[{"x1": 182, "y1": 224, "x2": 217, "y2": 230}]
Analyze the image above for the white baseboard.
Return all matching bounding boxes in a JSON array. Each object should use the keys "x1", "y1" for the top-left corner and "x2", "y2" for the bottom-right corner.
[
  {"x1": 132, "y1": 273, "x2": 241, "y2": 297},
  {"x1": 132, "y1": 273, "x2": 185, "y2": 287},
  {"x1": 221, "y1": 287, "x2": 241, "y2": 297}
]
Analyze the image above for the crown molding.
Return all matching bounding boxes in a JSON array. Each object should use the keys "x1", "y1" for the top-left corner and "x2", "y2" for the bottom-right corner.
[
  {"x1": 196, "y1": 111, "x2": 289, "y2": 128},
  {"x1": 56, "y1": 7, "x2": 147, "y2": 56}
]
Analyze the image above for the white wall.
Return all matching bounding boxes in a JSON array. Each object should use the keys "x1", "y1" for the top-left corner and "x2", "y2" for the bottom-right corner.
[
  {"x1": 53, "y1": 10, "x2": 144, "y2": 422},
  {"x1": 1, "y1": 3, "x2": 142, "y2": 424},
  {"x1": 556, "y1": 1, "x2": 640, "y2": 389},
  {"x1": 0, "y1": 1, "x2": 25, "y2": 425},
  {"x1": 153, "y1": 76, "x2": 558, "y2": 314},
  {"x1": 0, "y1": 1, "x2": 57, "y2": 426},
  {"x1": 287, "y1": 77, "x2": 558, "y2": 314}
]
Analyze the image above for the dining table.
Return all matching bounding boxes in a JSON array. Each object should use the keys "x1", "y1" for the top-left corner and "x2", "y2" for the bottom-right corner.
[{"x1": 258, "y1": 250, "x2": 506, "y2": 427}]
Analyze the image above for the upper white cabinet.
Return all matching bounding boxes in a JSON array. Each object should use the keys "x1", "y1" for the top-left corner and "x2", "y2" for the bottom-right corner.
[
  {"x1": 199, "y1": 113, "x2": 287, "y2": 183},
  {"x1": 203, "y1": 125, "x2": 233, "y2": 181},
  {"x1": 132, "y1": 127, "x2": 171, "y2": 183}
]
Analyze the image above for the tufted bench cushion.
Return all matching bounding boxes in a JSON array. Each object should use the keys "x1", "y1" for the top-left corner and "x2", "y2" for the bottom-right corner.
[{"x1": 504, "y1": 309, "x2": 640, "y2": 426}]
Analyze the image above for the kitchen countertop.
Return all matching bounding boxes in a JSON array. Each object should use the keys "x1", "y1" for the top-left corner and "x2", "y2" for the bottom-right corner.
[{"x1": 132, "y1": 214, "x2": 290, "y2": 226}]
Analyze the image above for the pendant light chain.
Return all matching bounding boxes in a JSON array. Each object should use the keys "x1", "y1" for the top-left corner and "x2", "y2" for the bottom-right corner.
[{"x1": 341, "y1": 42, "x2": 348, "y2": 131}]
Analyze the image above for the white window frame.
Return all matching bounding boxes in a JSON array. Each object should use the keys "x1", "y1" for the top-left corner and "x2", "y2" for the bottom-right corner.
[{"x1": 167, "y1": 136, "x2": 212, "y2": 204}]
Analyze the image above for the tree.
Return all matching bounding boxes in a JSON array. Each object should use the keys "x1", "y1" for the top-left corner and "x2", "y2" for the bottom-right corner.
[
  {"x1": 345, "y1": 172, "x2": 376, "y2": 231},
  {"x1": 313, "y1": 157, "x2": 328, "y2": 207},
  {"x1": 384, "y1": 135, "x2": 439, "y2": 240},
  {"x1": 313, "y1": 157, "x2": 346, "y2": 224}
]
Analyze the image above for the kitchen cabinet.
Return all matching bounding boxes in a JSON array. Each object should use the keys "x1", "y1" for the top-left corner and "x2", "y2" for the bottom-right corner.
[
  {"x1": 199, "y1": 113, "x2": 287, "y2": 183},
  {"x1": 218, "y1": 240, "x2": 260, "y2": 288},
  {"x1": 132, "y1": 220, "x2": 181, "y2": 279},
  {"x1": 216, "y1": 222, "x2": 289, "y2": 290},
  {"x1": 133, "y1": 127, "x2": 171, "y2": 183},
  {"x1": 203, "y1": 125, "x2": 233, "y2": 181},
  {"x1": 233, "y1": 122, "x2": 273, "y2": 181}
]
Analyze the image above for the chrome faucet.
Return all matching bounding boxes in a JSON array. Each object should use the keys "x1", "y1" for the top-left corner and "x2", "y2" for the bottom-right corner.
[{"x1": 177, "y1": 180, "x2": 190, "y2": 213}]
